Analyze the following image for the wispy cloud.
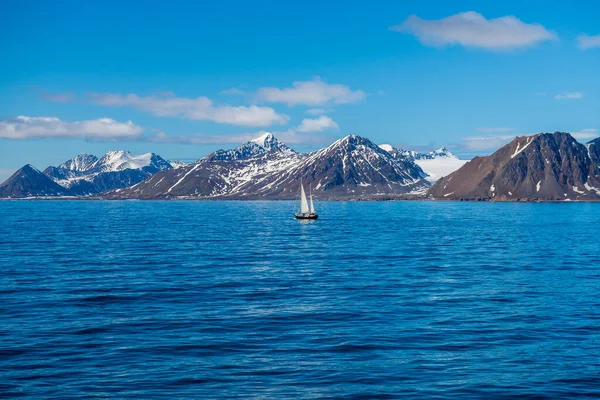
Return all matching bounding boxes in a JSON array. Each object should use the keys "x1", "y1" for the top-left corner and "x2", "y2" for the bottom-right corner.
[
  {"x1": 219, "y1": 87, "x2": 245, "y2": 96},
  {"x1": 255, "y1": 77, "x2": 365, "y2": 106},
  {"x1": 554, "y1": 92, "x2": 583, "y2": 100},
  {"x1": 0, "y1": 116, "x2": 143, "y2": 141},
  {"x1": 0, "y1": 168, "x2": 16, "y2": 184},
  {"x1": 462, "y1": 128, "x2": 598, "y2": 150},
  {"x1": 577, "y1": 34, "x2": 600, "y2": 50},
  {"x1": 461, "y1": 128, "x2": 517, "y2": 150},
  {"x1": 88, "y1": 92, "x2": 289, "y2": 127},
  {"x1": 476, "y1": 127, "x2": 516, "y2": 133},
  {"x1": 571, "y1": 128, "x2": 598, "y2": 140},
  {"x1": 150, "y1": 129, "x2": 330, "y2": 146},
  {"x1": 305, "y1": 108, "x2": 326, "y2": 116},
  {"x1": 392, "y1": 11, "x2": 557, "y2": 50},
  {"x1": 33, "y1": 87, "x2": 75, "y2": 103},
  {"x1": 461, "y1": 135, "x2": 515, "y2": 151},
  {"x1": 296, "y1": 116, "x2": 339, "y2": 133}
]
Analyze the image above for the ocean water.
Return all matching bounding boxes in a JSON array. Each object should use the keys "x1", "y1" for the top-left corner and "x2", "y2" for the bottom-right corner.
[{"x1": 1, "y1": 200, "x2": 600, "y2": 399}]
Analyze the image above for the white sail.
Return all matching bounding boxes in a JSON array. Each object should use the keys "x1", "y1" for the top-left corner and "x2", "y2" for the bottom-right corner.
[
  {"x1": 299, "y1": 181, "x2": 310, "y2": 214},
  {"x1": 309, "y1": 185, "x2": 315, "y2": 213}
]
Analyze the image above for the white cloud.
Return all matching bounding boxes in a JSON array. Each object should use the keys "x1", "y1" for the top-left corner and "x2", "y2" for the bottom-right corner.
[
  {"x1": 554, "y1": 92, "x2": 583, "y2": 100},
  {"x1": 476, "y1": 127, "x2": 516, "y2": 133},
  {"x1": 305, "y1": 108, "x2": 326, "y2": 115},
  {"x1": 577, "y1": 34, "x2": 600, "y2": 50},
  {"x1": 88, "y1": 92, "x2": 288, "y2": 127},
  {"x1": 297, "y1": 116, "x2": 339, "y2": 133},
  {"x1": 571, "y1": 129, "x2": 598, "y2": 140},
  {"x1": 0, "y1": 116, "x2": 143, "y2": 140},
  {"x1": 255, "y1": 77, "x2": 365, "y2": 106},
  {"x1": 392, "y1": 11, "x2": 557, "y2": 50}
]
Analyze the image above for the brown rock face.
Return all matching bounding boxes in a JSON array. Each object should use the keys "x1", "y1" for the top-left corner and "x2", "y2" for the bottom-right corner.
[
  {"x1": 0, "y1": 165, "x2": 71, "y2": 198},
  {"x1": 428, "y1": 132, "x2": 600, "y2": 201}
]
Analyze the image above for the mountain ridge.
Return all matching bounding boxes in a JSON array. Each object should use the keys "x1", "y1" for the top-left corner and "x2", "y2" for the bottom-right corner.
[
  {"x1": 43, "y1": 150, "x2": 173, "y2": 195},
  {"x1": 103, "y1": 133, "x2": 431, "y2": 199}
]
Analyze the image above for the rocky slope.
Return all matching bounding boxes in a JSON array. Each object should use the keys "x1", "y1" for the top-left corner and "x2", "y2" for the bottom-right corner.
[
  {"x1": 428, "y1": 132, "x2": 600, "y2": 201},
  {"x1": 587, "y1": 137, "x2": 600, "y2": 166},
  {"x1": 105, "y1": 133, "x2": 430, "y2": 199},
  {"x1": 0, "y1": 165, "x2": 72, "y2": 198}
]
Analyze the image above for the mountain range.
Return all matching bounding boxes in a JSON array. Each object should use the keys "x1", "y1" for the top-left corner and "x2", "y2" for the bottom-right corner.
[
  {"x1": 0, "y1": 151, "x2": 178, "y2": 198},
  {"x1": 104, "y1": 133, "x2": 431, "y2": 199},
  {"x1": 2, "y1": 131, "x2": 599, "y2": 201}
]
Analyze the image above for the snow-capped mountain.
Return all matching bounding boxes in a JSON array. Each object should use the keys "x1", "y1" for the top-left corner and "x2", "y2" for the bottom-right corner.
[
  {"x1": 94, "y1": 151, "x2": 172, "y2": 173},
  {"x1": 59, "y1": 153, "x2": 99, "y2": 172},
  {"x1": 207, "y1": 132, "x2": 296, "y2": 162},
  {"x1": 43, "y1": 150, "x2": 173, "y2": 195},
  {"x1": 0, "y1": 165, "x2": 72, "y2": 198},
  {"x1": 379, "y1": 144, "x2": 467, "y2": 182},
  {"x1": 168, "y1": 160, "x2": 188, "y2": 169},
  {"x1": 429, "y1": 132, "x2": 600, "y2": 201},
  {"x1": 104, "y1": 133, "x2": 430, "y2": 199}
]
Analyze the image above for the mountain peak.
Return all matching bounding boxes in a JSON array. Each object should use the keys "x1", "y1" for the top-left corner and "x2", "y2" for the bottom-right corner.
[
  {"x1": 1, "y1": 164, "x2": 70, "y2": 198},
  {"x1": 58, "y1": 153, "x2": 99, "y2": 172},
  {"x1": 208, "y1": 133, "x2": 296, "y2": 161},
  {"x1": 330, "y1": 134, "x2": 371, "y2": 149},
  {"x1": 98, "y1": 150, "x2": 157, "y2": 171},
  {"x1": 22, "y1": 164, "x2": 41, "y2": 173},
  {"x1": 250, "y1": 132, "x2": 275, "y2": 147}
]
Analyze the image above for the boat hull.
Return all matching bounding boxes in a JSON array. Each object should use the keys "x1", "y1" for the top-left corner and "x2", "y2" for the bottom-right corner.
[{"x1": 294, "y1": 213, "x2": 318, "y2": 220}]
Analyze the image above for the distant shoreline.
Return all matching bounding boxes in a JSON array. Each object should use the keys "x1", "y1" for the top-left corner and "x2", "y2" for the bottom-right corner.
[{"x1": 2, "y1": 196, "x2": 600, "y2": 203}]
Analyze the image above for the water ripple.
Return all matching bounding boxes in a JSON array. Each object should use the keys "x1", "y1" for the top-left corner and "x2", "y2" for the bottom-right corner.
[{"x1": 1, "y1": 200, "x2": 600, "y2": 398}]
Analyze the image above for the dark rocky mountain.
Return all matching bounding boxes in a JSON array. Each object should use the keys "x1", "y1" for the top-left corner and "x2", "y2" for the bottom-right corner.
[
  {"x1": 429, "y1": 132, "x2": 600, "y2": 201},
  {"x1": 0, "y1": 165, "x2": 72, "y2": 198},
  {"x1": 104, "y1": 133, "x2": 430, "y2": 199},
  {"x1": 43, "y1": 150, "x2": 173, "y2": 195}
]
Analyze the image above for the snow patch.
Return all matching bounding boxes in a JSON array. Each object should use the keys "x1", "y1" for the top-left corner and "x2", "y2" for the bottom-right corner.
[
  {"x1": 511, "y1": 136, "x2": 534, "y2": 159},
  {"x1": 584, "y1": 182, "x2": 600, "y2": 195},
  {"x1": 573, "y1": 186, "x2": 585, "y2": 194},
  {"x1": 378, "y1": 144, "x2": 394, "y2": 153}
]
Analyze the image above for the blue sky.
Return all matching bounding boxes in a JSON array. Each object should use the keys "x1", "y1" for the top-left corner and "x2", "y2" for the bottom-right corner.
[{"x1": 1, "y1": 0, "x2": 599, "y2": 181}]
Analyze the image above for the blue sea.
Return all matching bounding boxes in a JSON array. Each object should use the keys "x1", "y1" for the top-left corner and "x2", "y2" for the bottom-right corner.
[{"x1": 1, "y1": 201, "x2": 600, "y2": 399}]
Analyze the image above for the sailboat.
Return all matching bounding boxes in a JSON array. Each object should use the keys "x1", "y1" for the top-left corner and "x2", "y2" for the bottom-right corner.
[{"x1": 294, "y1": 179, "x2": 318, "y2": 220}]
